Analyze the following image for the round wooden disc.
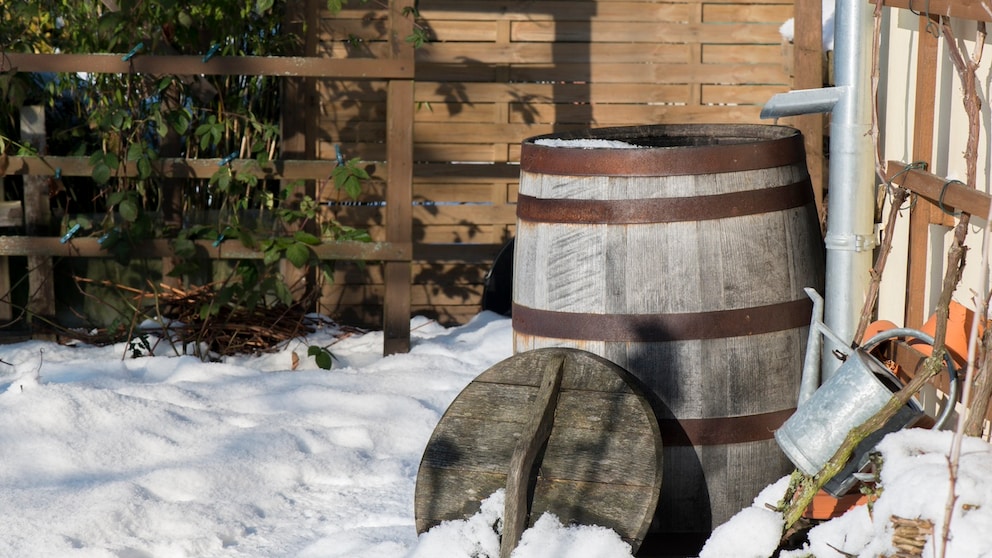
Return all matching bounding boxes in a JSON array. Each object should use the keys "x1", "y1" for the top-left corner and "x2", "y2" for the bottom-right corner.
[{"x1": 414, "y1": 347, "x2": 663, "y2": 552}]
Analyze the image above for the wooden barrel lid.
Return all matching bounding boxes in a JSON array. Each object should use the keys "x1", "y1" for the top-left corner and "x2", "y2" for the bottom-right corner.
[{"x1": 414, "y1": 347, "x2": 663, "y2": 552}]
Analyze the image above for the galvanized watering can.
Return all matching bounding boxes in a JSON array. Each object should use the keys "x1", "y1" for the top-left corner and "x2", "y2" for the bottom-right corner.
[{"x1": 775, "y1": 288, "x2": 959, "y2": 496}]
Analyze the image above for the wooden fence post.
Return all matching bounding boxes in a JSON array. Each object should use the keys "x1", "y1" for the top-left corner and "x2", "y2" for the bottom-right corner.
[
  {"x1": 20, "y1": 106, "x2": 56, "y2": 334},
  {"x1": 281, "y1": 0, "x2": 319, "y2": 304},
  {"x1": 383, "y1": 0, "x2": 415, "y2": 355}
]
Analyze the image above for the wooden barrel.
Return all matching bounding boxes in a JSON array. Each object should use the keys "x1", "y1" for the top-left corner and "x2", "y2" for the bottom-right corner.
[{"x1": 512, "y1": 124, "x2": 825, "y2": 544}]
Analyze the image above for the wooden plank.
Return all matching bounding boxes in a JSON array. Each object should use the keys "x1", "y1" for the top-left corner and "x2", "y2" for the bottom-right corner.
[
  {"x1": 413, "y1": 184, "x2": 510, "y2": 203},
  {"x1": 905, "y1": 16, "x2": 940, "y2": 329},
  {"x1": 418, "y1": 0, "x2": 791, "y2": 27},
  {"x1": 411, "y1": 102, "x2": 502, "y2": 124},
  {"x1": 703, "y1": 4, "x2": 794, "y2": 22},
  {"x1": 330, "y1": 204, "x2": 516, "y2": 227},
  {"x1": 701, "y1": 84, "x2": 792, "y2": 105},
  {"x1": 383, "y1": 0, "x2": 415, "y2": 355},
  {"x1": 321, "y1": 141, "x2": 499, "y2": 163},
  {"x1": 415, "y1": 20, "x2": 500, "y2": 42},
  {"x1": 414, "y1": 243, "x2": 505, "y2": 262},
  {"x1": 502, "y1": 355, "x2": 564, "y2": 558},
  {"x1": 0, "y1": 237, "x2": 411, "y2": 261},
  {"x1": 0, "y1": 199, "x2": 16, "y2": 321},
  {"x1": 0, "y1": 202, "x2": 22, "y2": 229},
  {"x1": 1, "y1": 52, "x2": 413, "y2": 79},
  {"x1": 0, "y1": 166, "x2": 17, "y2": 323},
  {"x1": 507, "y1": 101, "x2": 731, "y2": 124},
  {"x1": 504, "y1": 63, "x2": 790, "y2": 85},
  {"x1": 20, "y1": 106, "x2": 56, "y2": 334},
  {"x1": 2, "y1": 156, "x2": 352, "y2": 181},
  {"x1": 510, "y1": 21, "x2": 785, "y2": 44},
  {"x1": 316, "y1": 42, "x2": 391, "y2": 59},
  {"x1": 791, "y1": 0, "x2": 826, "y2": 214},
  {"x1": 331, "y1": 261, "x2": 492, "y2": 285},
  {"x1": 415, "y1": 144, "x2": 503, "y2": 162},
  {"x1": 702, "y1": 44, "x2": 792, "y2": 64},
  {"x1": 415, "y1": 61, "x2": 787, "y2": 85},
  {"x1": 415, "y1": 162, "x2": 520, "y2": 181},
  {"x1": 419, "y1": 1, "x2": 691, "y2": 21},
  {"x1": 887, "y1": 161, "x2": 991, "y2": 219},
  {"x1": 415, "y1": 42, "x2": 690, "y2": 65},
  {"x1": 881, "y1": 0, "x2": 992, "y2": 22},
  {"x1": 411, "y1": 82, "x2": 695, "y2": 104},
  {"x1": 319, "y1": 223, "x2": 510, "y2": 244},
  {"x1": 317, "y1": 18, "x2": 392, "y2": 42},
  {"x1": 329, "y1": 302, "x2": 484, "y2": 327},
  {"x1": 281, "y1": 0, "x2": 321, "y2": 319},
  {"x1": 411, "y1": 111, "x2": 770, "y2": 144},
  {"x1": 325, "y1": 284, "x2": 490, "y2": 310}
]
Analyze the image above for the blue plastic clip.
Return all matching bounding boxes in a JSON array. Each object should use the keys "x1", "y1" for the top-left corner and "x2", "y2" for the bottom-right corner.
[
  {"x1": 54, "y1": 168, "x2": 62, "y2": 180},
  {"x1": 334, "y1": 144, "x2": 345, "y2": 166},
  {"x1": 98, "y1": 228, "x2": 119, "y2": 246},
  {"x1": 219, "y1": 151, "x2": 238, "y2": 166},
  {"x1": 212, "y1": 233, "x2": 226, "y2": 247},
  {"x1": 122, "y1": 42, "x2": 144, "y2": 62},
  {"x1": 202, "y1": 44, "x2": 221, "y2": 63},
  {"x1": 60, "y1": 223, "x2": 82, "y2": 244}
]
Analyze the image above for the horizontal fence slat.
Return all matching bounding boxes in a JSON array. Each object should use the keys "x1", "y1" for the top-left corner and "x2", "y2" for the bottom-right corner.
[
  {"x1": 887, "y1": 160, "x2": 992, "y2": 219},
  {"x1": 2, "y1": 156, "x2": 356, "y2": 181},
  {"x1": 0, "y1": 202, "x2": 23, "y2": 228},
  {"x1": 417, "y1": 0, "x2": 789, "y2": 23},
  {"x1": 0, "y1": 237, "x2": 411, "y2": 261},
  {"x1": 416, "y1": 62, "x2": 790, "y2": 85},
  {"x1": 319, "y1": 81, "x2": 702, "y2": 104},
  {"x1": 415, "y1": 163, "x2": 520, "y2": 181},
  {"x1": 329, "y1": 204, "x2": 517, "y2": 228},
  {"x1": 412, "y1": 82, "x2": 695, "y2": 104},
  {"x1": 419, "y1": 1, "x2": 690, "y2": 21},
  {"x1": 325, "y1": 283, "x2": 486, "y2": 306},
  {"x1": 334, "y1": 262, "x2": 491, "y2": 285},
  {"x1": 701, "y1": 84, "x2": 791, "y2": 105},
  {"x1": 703, "y1": 43, "x2": 790, "y2": 64},
  {"x1": 2, "y1": 53, "x2": 413, "y2": 79},
  {"x1": 702, "y1": 4, "x2": 793, "y2": 22},
  {"x1": 416, "y1": 42, "x2": 691, "y2": 64},
  {"x1": 510, "y1": 21, "x2": 785, "y2": 43}
]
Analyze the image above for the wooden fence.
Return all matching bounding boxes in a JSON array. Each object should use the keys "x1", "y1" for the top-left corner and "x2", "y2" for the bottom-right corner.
[
  {"x1": 318, "y1": 0, "x2": 801, "y2": 327},
  {"x1": 1, "y1": 0, "x2": 806, "y2": 349},
  {"x1": 1, "y1": 0, "x2": 416, "y2": 353}
]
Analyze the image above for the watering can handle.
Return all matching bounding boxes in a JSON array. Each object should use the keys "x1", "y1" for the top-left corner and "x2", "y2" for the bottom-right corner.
[{"x1": 860, "y1": 327, "x2": 959, "y2": 430}]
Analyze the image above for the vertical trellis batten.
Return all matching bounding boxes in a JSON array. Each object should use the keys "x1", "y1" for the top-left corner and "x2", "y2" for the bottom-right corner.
[
  {"x1": 20, "y1": 106, "x2": 56, "y2": 336},
  {"x1": 382, "y1": 0, "x2": 416, "y2": 355}
]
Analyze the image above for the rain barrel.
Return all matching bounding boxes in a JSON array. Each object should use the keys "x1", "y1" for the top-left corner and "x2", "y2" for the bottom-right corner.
[{"x1": 512, "y1": 124, "x2": 825, "y2": 546}]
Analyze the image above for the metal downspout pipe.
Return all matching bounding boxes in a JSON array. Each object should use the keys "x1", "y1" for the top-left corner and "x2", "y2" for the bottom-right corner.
[{"x1": 760, "y1": 0, "x2": 876, "y2": 382}]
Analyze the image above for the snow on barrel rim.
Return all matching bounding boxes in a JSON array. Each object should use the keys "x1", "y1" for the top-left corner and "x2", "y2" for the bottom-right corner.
[{"x1": 521, "y1": 124, "x2": 805, "y2": 178}]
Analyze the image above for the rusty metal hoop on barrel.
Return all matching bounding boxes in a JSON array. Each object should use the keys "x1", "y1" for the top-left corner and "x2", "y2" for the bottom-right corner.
[{"x1": 512, "y1": 124, "x2": 825, "y2": 545}]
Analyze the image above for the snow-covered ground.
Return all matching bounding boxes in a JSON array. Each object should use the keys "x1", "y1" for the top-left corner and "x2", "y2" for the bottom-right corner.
[{"x1": 1, "y1": 311, "x2": 991, "y2": 557}]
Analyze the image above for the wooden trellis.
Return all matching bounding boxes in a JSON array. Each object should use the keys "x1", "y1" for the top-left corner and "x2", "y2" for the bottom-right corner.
[{"x1": 0, "y1": 0, "x2": 415, "y2": 354}]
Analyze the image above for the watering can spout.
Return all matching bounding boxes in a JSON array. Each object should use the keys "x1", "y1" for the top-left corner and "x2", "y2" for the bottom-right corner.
[
  {"x1": 799, "y1": 288, "x2": 823, "y2": 405},
  {"x1": 799, "y1": 288, "x2": 851, "y2": 405}
]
